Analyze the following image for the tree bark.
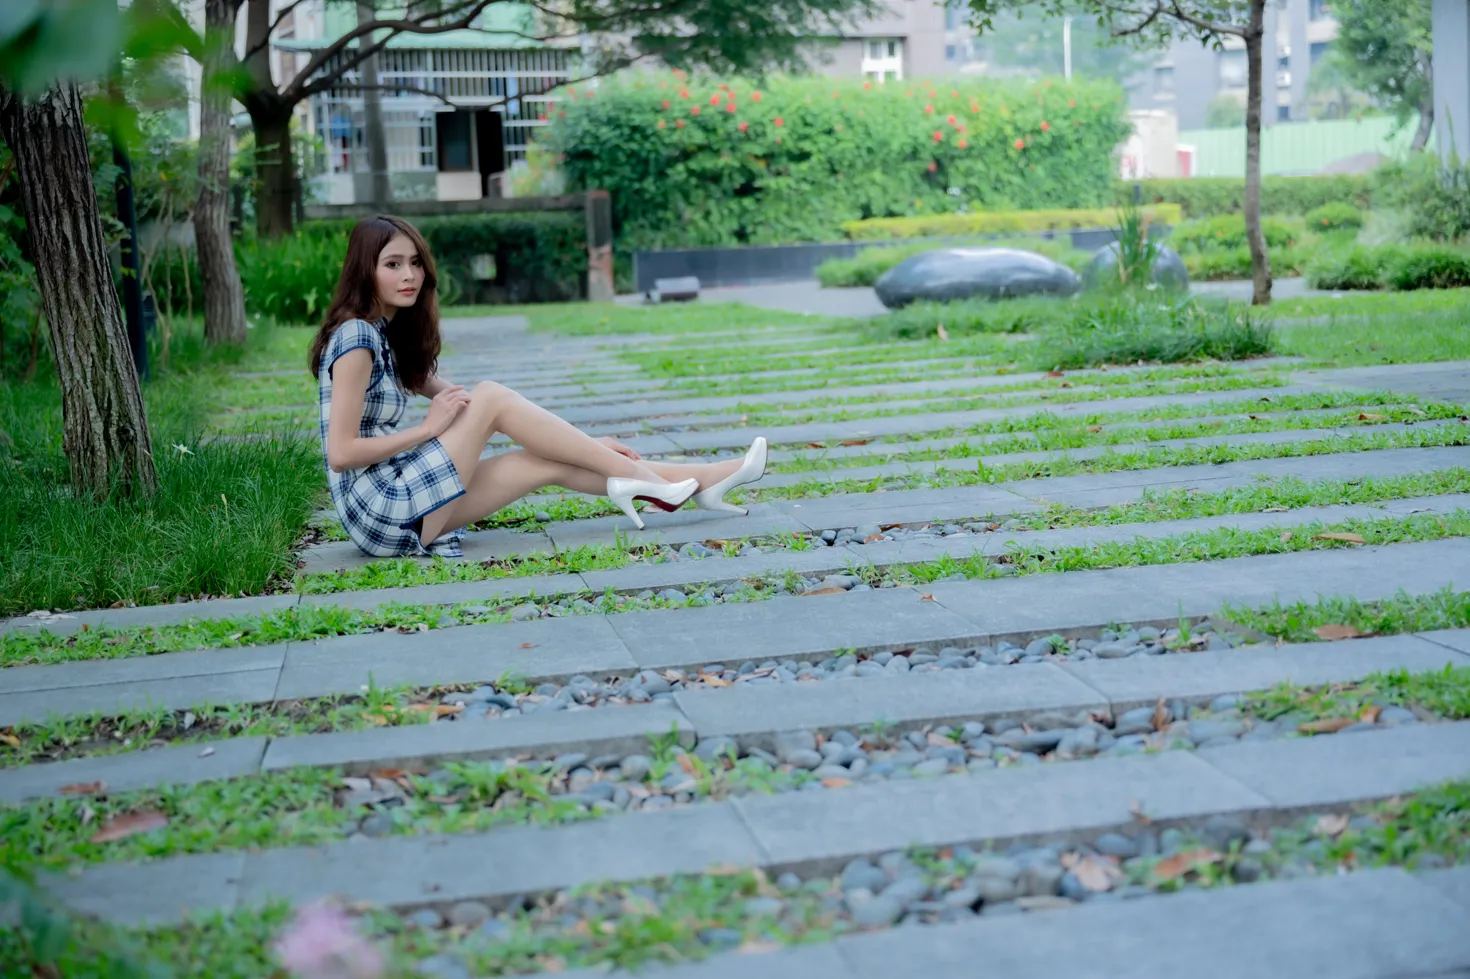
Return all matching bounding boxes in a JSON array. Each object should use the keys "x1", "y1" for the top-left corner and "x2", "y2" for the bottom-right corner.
[
  {"x1": 0, "y1": 83, "x2": 157, "y2": 497},
  {"x1": 247, "y1": 99, "x2": 297, "y2": 238},
  {"x1": 1243, "y1": 0, "x2": 1273, "y2": 307},
  {"x1": 1410, "y1": 54, "x2": 1434, "y2": 153},
  {"x1": 196, "y1": 0, "x2": 249, "y2": 346},
  {"x1": 357, "y1": 1, "x2": 392, "y2": 208}
]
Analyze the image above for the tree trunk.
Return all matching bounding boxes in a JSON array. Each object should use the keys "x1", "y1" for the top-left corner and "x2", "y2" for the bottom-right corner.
[
  {"x1": 196, "y1": 0, "x2": 249, "y2": 346},
  {"x1": 357, "y1": 1, "x2": 392, "y2": 208},
  {"x1": 249, "y1": 100, "x2": 297, "y2": 238},
  {"x1": 0, "y1": 84, "x2": 157, "y2": 497},
  {"x1": 1243, "y1": 0, "x2": 1273, "y2": 307},
  {"x1": 1411, "y1": 54, "x2": 1434, "y2": 153}
]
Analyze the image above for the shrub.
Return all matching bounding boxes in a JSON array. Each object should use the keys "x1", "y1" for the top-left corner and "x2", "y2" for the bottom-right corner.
[
  {"x1": 817, "y1": 236, "x2": 1089, "y2": 288},
  {"x1": 1185, "y1": 245, "x2": 1310, "y2": 281},
  {"x1": 1029, "y1": 297, "x2": 1275, "y2": 369},
  {"x1": 1384, "y1": 243, "x2": 1470, "y2": 290},
  {"x1": 1304, "y1": 202, "x2": 1364, "y2": 235},
  {"x1": 1304, "y1": 243, "x2": 1393, "y2": 291},
  {"x1": 1126, "y1": 175, "x2": 1372, "y2": 217},
  {"x1": 552, "y1": 73, "x2": 1133, "y2": 250},
  {"x1": 843, "y1": 204, "x2": 1181, "y2": 240},
  {"x1": 149, "y1": 212, "x2": 587, "y2": 323},
  {"x1": 1170, "y1": 215, "x2": 1299, "y2": 252}
]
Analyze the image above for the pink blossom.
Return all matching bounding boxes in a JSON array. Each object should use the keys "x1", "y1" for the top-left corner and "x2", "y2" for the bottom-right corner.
[{"x1": 274, "y1": 903, "x2": 384, "y2": 979}]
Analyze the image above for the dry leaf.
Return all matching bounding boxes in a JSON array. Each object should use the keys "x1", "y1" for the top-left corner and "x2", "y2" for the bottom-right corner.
[
  {"x1": 1298, "y1": 716, "x2": 1357, "y2": 735},
  {"x1": 737, "y1": 940, "x2": 783, "y2": 954},
  {"x1": 518, "y1": 642, "x2": 537, "y2": 649},
  {"x1": 1312, "y1": 623, "x2": 1365, "y2": 640},
  {"x1": 800, "y1": 587, "x2": 848, "y2": 597},
  {"x1": 1359, "y1": 704, "x2": 1383, "y2": 723},
  {"x1": 840, "y1": 438, "x2": 872, "y2": 447},
  {"x1": 805, "y1": 442, "x2": 825, "y2": 450},
  {"x1": 369, "y1": 769, "x2": 410, "y2": 780},
  {"x1": 706, "y1": 864, "x2": 746, "y2": 876},
  {"x1": 1044, "y1": 370, "x2": 1065, "y2": 378},
  {"x1": 433, "y1": 704, "x2": 463, "y2": 718},
  {"x1": 863, "y1": 534, "x2": 885, "y2": 543},
  {"x1": 920, "y1": 593, "x2": 935, "y2": 602},
  {"x1": 1128, "y1": 799, "x2": 1152, "y2": 825},
  {"x1": 1063, "y1": 853, "x2": 1123, "y2": 892},
  {"x1": 1314, "y1": 813, "x2": 1350, "y2": 837},
  {"x1": 677, "y1": 754, "x2": 697, "y2": 774},
  {"x1": 1150, "y1": 696, "x2": 1169, "y2": 732},
  {"x1": 1087, "y1": 424, "x2": 1103, "y2": 433},
  {"x1": 1150, "y1": 848, "x2": 1222, "y2": 882},
  {"x1": 1356, "y1": 412, "x2": 1385, "y2": 421},
  {"x1": 60, "y1": 781, "x2": 106, "y2": 796},
  {"x1": 368, "y1": 714, "x2": 391, "y2": 726},
  {"x1": 926, "y1": 732, "x2": 957, "y2": 747},
  {"x1": 820, "y1": 777, "x2": 852, "y2": 788},
  {"x1": 936, "y1": 324, "x2": 950, "y2": 341},
  {"x1": 1263, "y1": 506, "x2": 1289, "y2": 512},
  {"x1": 1280, "y1": 531, "x2": 1293, "y2": 542},
  {"x1": 1406, "y1": 406, "x2": 1427, "y2": 416},
  {"x1": 90, "y1": 810, "x2": 168, "y2": 843},
  {"x1": 697, "y1": 673, "x2": 732, "y2": 687},
  {"x1": 1314, "y1": 532, "x2": 1365, "y2": 545},
  {"x1": 0, "y1": 731, "x2": 20, "y2": 748},
  {"x1": 1059, "y1": 381, "x2": 1073, "y2": 388}
]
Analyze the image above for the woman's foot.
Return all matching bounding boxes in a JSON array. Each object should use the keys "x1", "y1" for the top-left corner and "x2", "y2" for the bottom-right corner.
[
  {"x1": 607, "y1": 477, "x2": 699, "y2": 531},
  {"x1": 693, "y1": 437, "x2": 768, "y2": 515}
]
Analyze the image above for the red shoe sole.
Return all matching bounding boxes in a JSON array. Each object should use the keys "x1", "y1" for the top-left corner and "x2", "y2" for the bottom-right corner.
[{"x1": 634, "y1": 495, "x2": 685, "y2": 512}]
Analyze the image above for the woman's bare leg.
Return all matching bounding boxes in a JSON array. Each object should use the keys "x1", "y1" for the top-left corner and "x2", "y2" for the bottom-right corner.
[{"x1": 642, "y1": 459, "x2": 741, "y2": 487}]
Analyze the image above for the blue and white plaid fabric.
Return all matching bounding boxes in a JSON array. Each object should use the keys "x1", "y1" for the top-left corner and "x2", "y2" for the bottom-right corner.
[{"x1": 318, "y1": 318, "x2": 466, "y2": 557}]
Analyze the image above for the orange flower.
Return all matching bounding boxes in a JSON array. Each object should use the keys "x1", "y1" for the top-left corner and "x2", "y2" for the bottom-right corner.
[
  {"x1": 924, "y1": 104, "x2": 935, "y2": 114},
  {"x1": 950, "y1": 90, "x2": 958, "y2": 98},
  {"x1": 1040, "y1": 121, "x2": 1050, "y2": 131},
  {"x1": 709, "y1": 93, "x2": 721, "y2": 106},
  {"x1": 719, "y1": 83, "x2": 729, "y2": 91},
  {"x1": 969, "y1": 102, "x2": 979, "y2": 112},
  {"x1": 775, "y1": 135, "x2": 783, "y2": 143},
  {"x1": 927, "y1": 161, "x2": 938, "y2": 172},
  {"x1": 738, "y1": 120, "x2": 748, "y2": 132},
  {"x1": 774, "y1": 116, "x2": 784, "y2": 127},
  {"x1": 1068, "y1": 99, "x2": 1077, "y2": 108},
  {"x1": 538, "y1": 113, "x2": 548, "y2": 121},
  {"x1": 661, "y1": 99, "x2": 671, "y2": 109},
  {"x1": 679, "y1": 89, "x2": 689, "y2": 99},
  {"x1": 946, "y1": 114, "x2": 957, "y2": 126},
  {"x1": 932, "y1": 130, "x2": 944, "y2": 142},
  {"x1": 752, "y1": 91, "x2": 762, "y2": 101},
  {"x1": 1014, "y1": 137, "x2": 1025, "y2": 150},
  {"x1": 726, "y1": 101, "x2": 737, "y2": 113},
  {"x1": 676, "y1": 119, "x2": 686, "y2": 128},
  {"x1": 657, "y1": 119, "x2": 667, "y2": 129},
  {"x1": 957, "y1": 137, "x2": 969, "y2": 148},
  {"x1": 691, "y1": 105, "x2": 701, "y2": 115},
  {"x1": 863, "y1": 80, "x2": 871, "y2": 90}
]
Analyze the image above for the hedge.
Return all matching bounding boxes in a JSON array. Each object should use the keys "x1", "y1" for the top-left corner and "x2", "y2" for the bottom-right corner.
[
  {"x1": 551, "y1": 73, "x2": 1133, "y2": 251},
  {"x1": 1305, "y1": 242, "x2": 1470, "y2": 291},
  {"x1": 842, "y1": 204, "x2": 1181, "y2": 240},
  {"x1": 1184, "y1": 245, "x2": 1310, "y2": 281},
  {"x1": 1124, "y1": 175, "x2": 1373, "y2": 218},
  {"x1": 1304, "y1": 202, "x2": 1364, "y2": 235},
  {"x1": 149, "y1": 212, "x2": 586, "y2": 323},
  {"x1": 1169, "y1": 215, "x2": 1300, "y2": 253}
]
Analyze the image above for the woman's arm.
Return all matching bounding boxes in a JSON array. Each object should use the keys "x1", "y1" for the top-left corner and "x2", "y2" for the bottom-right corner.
[
  {"x1": 326, "y1": 349, "x2": 456, "y2": 473},
  {"x1": 416, "y1": 373, "x2": 455, "y2": 398}
]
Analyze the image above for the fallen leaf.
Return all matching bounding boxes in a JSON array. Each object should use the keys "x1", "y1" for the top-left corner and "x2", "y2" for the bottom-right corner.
[
  {"x1": 879, "y1": 523, "x2": 904, "y2": 531},
  {"x1": 926, "y1": 732, "x2": 957, "y2": 747},
  {"x1": 737, "y1": 940, "x2": 783, "y2": 954},
  {"x1": 518, "y1": 642, "x2": 537, "y2": 649},
  {"x1": 0, "y1": 731, "x2": 19, "y2": 748},
  {"x1": 1128, "y1": 799, "x2": 1152, "y2": 825},
  {"x1": 1086, "y1": 424, "x2": 1103, "y2": 433},
  {"x1": 369, "y1": 769, "x2": 410, "y2": 780},
  {"x1": 820, "y1": 777, "x2": 852, "y2": 788},
  {"x1": 697, "y1": 673, "x2": 732, "y2": 687},
  {"x1": 863, "y1": 534, "x2": 885, "y2": 543},
  {"x1": 60, "y1": 781, "x2": 106, "y2": 796},
  {"x1": 1298, "y1": 716, "x2": 1357, "y2": 735},
  {"x1": 433, "y1": 704, "x2": 463, "y2": 718},
  {"x1": 1151, "y1": 696, "x2": 1169, "y2": 732},
  {"x1": 90, "y1": 810, "x2": 169, "y2": 843},
  {"x1": 1314, "y1": 813, "x2": 1350, "y2": 837},
  {"x1": 1263, "y1": 505, "x2": 1289, "y2": 513},
  {"x1": 805, "y1": 442, "x2": 825, "y2": 450},
  {"x1": 1406, "y1": 406, "x2": 1427, "y2": 416},
  {"x1": 1150, "y1": 848, "x2": 1222, "y2": 882},
  {"x1": 1063, "y1": 852, "x2": 1123, "y2": 892},
  {"x1": 425, "y1": 795, "x2": 462, "y2": 804},
  {"x1": 840, "y1": 439, "x2": 872, "y2": 447},
  {"x1": 621, "y1": 893, "x2": 659, "y2": 916},
  {"x1": 198, "y1": 747, "x2": 215, "y2": 758},
  {"x1": 706, "y1": 864, "x2": 747, "y2": 876},
  {"x1": 1314, "y1": 532, "x2": 1365, "y2": 545},
  {"x1": 936, "y1": 323, "x2": 950, "y2": 341},
  {"x1": 1359, "y1": 704, "x2": 1383, "y2": 723},
  {"x1": 920, "y1": 593, "x2": 935, "y2": 602},
  {"x1": 1312, "y1": 623, "x2": 1365, "y2": 640},
  {"x1": 677, "y1": 754, "x2": 697, "y2": 774},
  {"x1": 1044, "y1": 370, "x2": 1065, "y2": 378},
  {"x1": 800, "y1": 587, "x2": 848, "y2": 596},
  {"x1": 1247, "y1": 414, "x2": 1262, "y2": 421},
  {"x1": 1059, "y1": 381, "x2": 1072, "y2": 388},
  {"x1": 1356, "y1": 412, "x2": 1385, "y2": 421},
  {"x1": 1279, "y1": 531, "x2": 1293, "y2": 542}
]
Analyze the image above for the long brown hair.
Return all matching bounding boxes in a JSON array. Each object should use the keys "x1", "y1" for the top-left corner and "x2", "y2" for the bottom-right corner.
[{"x1": 308, "y1": 215, "x2": 441, "y2": 391}]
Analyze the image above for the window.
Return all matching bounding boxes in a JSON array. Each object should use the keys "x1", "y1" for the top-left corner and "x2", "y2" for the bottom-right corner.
[
  {"x1": 1153, "y1": 65, "x2": 1175, "y2": 96},
  {"x1": 1278, "y1": 104, "x2": 1291, "y2": 122},
  {"x1": 861, "y1": 37, "x2": 903, "y2": 82},
  {"x1": 1309, "y1": 0, "x2": 1331, "y2": 20},
  {"x1": 1218, "y1": 49, "x2": 1247, "y2": 87},
  {"x1": 436, "y1": 111, "x2": 473, "y2": 171},
  {"x1": 1310, "y1": 41, "x2": 1329, "y2": 64}
]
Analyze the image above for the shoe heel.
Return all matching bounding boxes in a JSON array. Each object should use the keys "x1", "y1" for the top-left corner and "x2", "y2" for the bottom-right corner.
[{"x1": 612, "y1": 496, "x2": 646, "y2": 531}]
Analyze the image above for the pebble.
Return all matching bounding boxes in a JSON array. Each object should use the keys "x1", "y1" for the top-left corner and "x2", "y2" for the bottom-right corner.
[
  {"x1": 359, "y1": 812, "x2": 394, "y2": 837},
  {"x1": 510, "y1": 605, "x2": 539, "y2": 621},
  {"x1": 406, "y1": 908, "x2": 445, "y2": 929},
  {"x1": 446, "y1": 901, "x2": 491, "y2": 929},
  {"x1": 619, "y1": 754, "x2": 652, "y2": 781},
  {"x1": 852, "y1": 895, "x2": 905, "y2": 927}
]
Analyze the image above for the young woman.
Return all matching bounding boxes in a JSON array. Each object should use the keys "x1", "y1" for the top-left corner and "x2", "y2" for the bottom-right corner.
[{"x1": 309, "y1": 215, "x2": 767, "y2": 558}]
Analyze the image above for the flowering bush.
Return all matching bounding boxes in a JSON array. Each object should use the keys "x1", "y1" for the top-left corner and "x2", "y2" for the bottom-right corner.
[{"x1": 550, "y1": 73, "x2": 1131, "y2": 250}]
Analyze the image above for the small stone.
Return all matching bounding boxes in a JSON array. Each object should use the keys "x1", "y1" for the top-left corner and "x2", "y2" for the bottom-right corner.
[
  {"x1": 1058, "y1": 872, "x2": 1091, "y2": 901},
  {"x1": 912, "y1": 758, "x2": 950, "y2": 776},
  {"x1": 416, "y1": 957, "x2": 471, "y2": 979},
  {"x1": 785, "y1": 749, "x2": 823, "y2": 770},
  {"x1": 619, "y1": 754, "x2": 653, "y2": 781},
  {"x1": 510, "y1": 605, "x2": 539, "y2": 621},
  {"x1": 1200, "y1": 815, "x2": 1252, "y2": 853},
  {"x1": 533, "y1": 511, "x2": 553, "y2": 522},
  {"x1": 1093, "y1": 833, "x2": 1140, "y2": 859},
  {"x1": 406, "y1": 908, "x2": 445, "y2": 929},
  {"x1": 446, "y1": 901, "x2": 490, "y2": 929},
  {"x1": 852, "y1": 895, "x2": 904, "y2": 928},
  {"x1": 359, "y1": 812, "x2": 394, "y2": 837},
  {"x1": 1020, "y1": 864, "x2": 1063, "y2": 897},
  {"x1": 973, "y1": 876, "x2": 1021, "y2": 903},
  {"x1": 841, "y1": 859, "x2": 889, "y2": 893},
  {"x1": 774, "y1": 730, "x2": 818, "y2": 762},
  {"x1": 744, "y1": 897, "x2": 785, "y2": 916},
  {"x1": 777, "y1": 872, "x2": 803, "y2": 891},
  {"x1": 694, "y1": 737, "x2": 738, "y2": 762},
  {"x1": 1024, "y1": 637, "x2": 1054, "y2": 657},
  {"x1": 1210, "y1": 694, "x2": 1242, "y2": 712},
  {"x1": 1232, "y1": 858, "x2": 1264, "y2": 883},
  {"x1": 698, "y1": 928, "x2": 743, "y2": 949}
]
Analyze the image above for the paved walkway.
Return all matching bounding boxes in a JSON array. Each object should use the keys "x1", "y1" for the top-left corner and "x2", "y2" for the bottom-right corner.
[{"x1": 5, "y1": 312, "x2": 1469, "y2": 975}]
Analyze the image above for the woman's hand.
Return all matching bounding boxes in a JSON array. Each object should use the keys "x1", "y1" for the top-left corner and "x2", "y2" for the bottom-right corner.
[
  {"x1": 598, "y1": 436, "x2": 642, "y2": 461},
  {"x1": 422, "y1": 385, "x2": 472, "y2": 438}
]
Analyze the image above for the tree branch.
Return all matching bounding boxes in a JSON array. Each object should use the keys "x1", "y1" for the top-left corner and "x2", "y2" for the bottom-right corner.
[
  {"x1": 1165, "y1": 0, "x2": 1244, "y2": 37},
  {"x1": 241, "y1": 0, "x2": 311, "y2": 64}
]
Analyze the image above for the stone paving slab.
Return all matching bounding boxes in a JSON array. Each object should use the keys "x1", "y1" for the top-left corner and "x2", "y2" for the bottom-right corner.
[
  {"x1": 732, "y1": 750, "x2": 1265, "y2": 871},
  {"x1": 0, "y1": 736, "x2": 268, "y2": 804},
  {"x1": 545, "y1": 505, "x2": 814, "y2": 552},
  {"x1": 296, "y1": 573, "x2": 582, "y2": 613},
  {"x1": 610, "y1": 588, "x2": 985, "y2": 671},
  {"x1": 260, "y1": 700, "x2": 692, "y2": 775},
  {"x1": 656, "y1": 386, "x2": 1325, "y2": 453},
  {"x1": 1060, "y1": 631, "x2": 1470, "y2": 711},
  {"x1": 0, "y1": 668, "x2": 283, "y2": 728},
  {"x1": 1, "y1": 642, "x2": 288, "y2": 693},
  {"x1": 1421, "y1": 866, "x2": 1470, "y2": 913},
  {"x1": 1419, "y1": 629, "x2": 1470, "y2": 654},
  {"x1": 273, "y1": 617, "x2": 635, "y2": 701},
  {"x1": 1298, "y1": 361, "x2": 1470, "y2": 405},
  {"x1": 1198, "y1": 717, "x2": 1470, "y2": 810},
  {"x1": 924, "y1": 537, "x2": 1470, "y2": 644},
  {"x1": 234, "y1": 803, "x2": 765, "y2": 913},
  {"x1": 0, "y1": 593, "x2": 299, "y2": 638},
  {"x1": 40, "y1": 722, "x2": 1468, "y2": 925},
  {"x1": 298, "y1": 527, "x2": 552, "y2": 576},
  {"x1": 673, "y1": 663, "x2": 1106, "y2": 749},
  {"x1": 835, "y1": 869, "x2": 1470, "y2": 979},
  {"x1": 41, "y1": 851, "x2": 247, "y2": 927}
]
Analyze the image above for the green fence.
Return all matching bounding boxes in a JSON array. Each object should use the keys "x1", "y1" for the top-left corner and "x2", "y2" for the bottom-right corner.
[{"x1": 1180, "y1": 116, "x2": 1419, "y2": 178}]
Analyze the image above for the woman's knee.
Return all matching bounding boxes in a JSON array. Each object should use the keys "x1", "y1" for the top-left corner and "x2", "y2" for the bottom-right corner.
[{"x1": 468, "y1": 381, "x2": 520, "y2": 420}]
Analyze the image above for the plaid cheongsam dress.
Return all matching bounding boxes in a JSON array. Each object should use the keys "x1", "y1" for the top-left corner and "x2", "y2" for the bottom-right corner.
[{"x1": 318, "y1": 318, "x2": 466, "y2": 557}]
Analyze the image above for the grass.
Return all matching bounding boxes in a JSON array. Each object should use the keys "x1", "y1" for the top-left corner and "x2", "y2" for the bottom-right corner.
[
  {"x1": 1026, "y1": 297, "x2": 1275, "y2": 371},
  {"x1": 489, "y1": 302, "x2": 829, "y2": 336},
  {"x1": 1266, "y1": 289, "x2": 1470, "y2": 319},
  {"x1": 1248, "y1": 663, "x2": 1470, "y2": 725},
  {"x1": 1224, "y1": 588, "x2": 1470, "y2": 644},
  {"x1": 1277, "y1": 309, "x2": 1470, "y2": 367},
  {"x1": 296, "y1": 541, "x2": 642, "y2": 594}
]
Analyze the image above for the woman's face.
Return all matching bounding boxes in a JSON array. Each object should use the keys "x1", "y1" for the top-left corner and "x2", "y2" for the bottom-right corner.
[{"x1": 375, "y1": 233, "x2": 424, "y2": 314}]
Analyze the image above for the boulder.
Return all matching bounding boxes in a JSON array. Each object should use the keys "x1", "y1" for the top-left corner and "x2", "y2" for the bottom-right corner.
[
  {"x1": 873, "y1": 248, "x2": 1082, "y2": 309},
  {"x1": 1083, "y1": 241, "x2": 1189, "y2": 291}
]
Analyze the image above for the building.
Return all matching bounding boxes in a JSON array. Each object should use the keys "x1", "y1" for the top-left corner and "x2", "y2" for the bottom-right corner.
[
  {"x1": 1130, "y1": 0, "x2": 1340, "y2": 129},
  {"x1": 804, "y1": 0, "x2": 949, "y2": 83}
]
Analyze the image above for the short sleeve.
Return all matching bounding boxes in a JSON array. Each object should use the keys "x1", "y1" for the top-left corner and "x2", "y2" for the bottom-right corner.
[{"x1": 323, "y1": 319, "x2": 379, "y2": 378}]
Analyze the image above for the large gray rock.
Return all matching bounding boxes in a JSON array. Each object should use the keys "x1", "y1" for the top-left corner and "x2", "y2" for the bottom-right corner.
[
  {"x1": 1083, "y1": 241, "x2": 1189, "y2": 291},
  {"x1": 874, "y1": 248, "x2": 1082, "y2": 308}
]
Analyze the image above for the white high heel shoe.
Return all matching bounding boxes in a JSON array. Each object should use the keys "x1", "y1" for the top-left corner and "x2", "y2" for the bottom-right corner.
[
  {"x1": 693, "y1": 437, "x2": 768, "y2": 515},
  {"x1": 606, "y1": 477, "x2": 699, "y2": 531}
]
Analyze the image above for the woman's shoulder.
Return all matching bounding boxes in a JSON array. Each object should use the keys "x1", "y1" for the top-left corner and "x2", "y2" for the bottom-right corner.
[{"x1": 325, "y1": 317, "x2": 386, "y2": 354}]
